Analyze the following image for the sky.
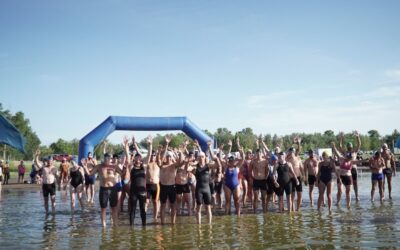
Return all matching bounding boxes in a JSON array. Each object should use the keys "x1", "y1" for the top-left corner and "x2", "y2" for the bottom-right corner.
[{"x1": 1, "y1": 0, "x2": 399, "y2": 145}]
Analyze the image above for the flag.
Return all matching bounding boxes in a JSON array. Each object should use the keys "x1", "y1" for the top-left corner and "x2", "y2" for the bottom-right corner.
[{"x1": 0, "y1": 114, "x2": 26, "y2": 153}]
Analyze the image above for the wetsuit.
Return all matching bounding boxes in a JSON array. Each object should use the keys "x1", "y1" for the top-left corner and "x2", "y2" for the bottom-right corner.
[
  {"x1": 319, "y1": 163, "x2": 332, "y2": 186},
  {"x1": 276, "y1": 163, "x2": 292, "y2": 196},
  {"x1": 70, "y1": 168, "x2": 84, "y2": 188},
  {"x1": 130, "y1": 165, "x2": 147, "y2": 226},
  {"x1": 195, "y1": 164, "x2": 212, "y2": 205},
  {"x1": 225, "y1": 167, "x2": 239, "y2": 191}
]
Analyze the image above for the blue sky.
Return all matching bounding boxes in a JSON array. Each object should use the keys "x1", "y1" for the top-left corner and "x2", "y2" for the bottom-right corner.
[{"x1": 1, "y1": 0, "x2": 399, "y2": 145}]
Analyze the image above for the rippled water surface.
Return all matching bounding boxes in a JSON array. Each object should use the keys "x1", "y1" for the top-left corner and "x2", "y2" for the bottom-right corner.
[{"x1": 1, "y1": 173, "x2": 400, "y2": 249}]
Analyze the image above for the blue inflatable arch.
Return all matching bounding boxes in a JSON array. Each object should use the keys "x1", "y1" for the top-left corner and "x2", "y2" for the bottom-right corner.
[{"x1": 78, "y1": 116, "x2": 213, "y2": 162}]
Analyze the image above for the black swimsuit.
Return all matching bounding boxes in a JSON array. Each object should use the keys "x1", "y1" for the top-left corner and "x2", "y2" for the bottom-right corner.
[
  {"x1": 195, "y1": 164, "x2": 212, "y2": 205},
  {"x1": 319, "y1": 163, "x2": 333, "y2": 185},
  {"x1": 70, "y1": 168, "x2": 83, "y2": 188},
  {"x1": 130, "y1": 166, "x2": 147, "y2": 226}
]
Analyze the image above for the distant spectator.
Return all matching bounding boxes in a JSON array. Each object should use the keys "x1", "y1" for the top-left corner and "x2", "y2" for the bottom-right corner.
[
  {"x1": 0, "y1": 160, "x2": 3, "y2": 187},
  {"x1": 3, "y1": 161, "x2": 10, "y2": 184},
  {"x1": 18, "y1": 160, "x2": 26, "y2": 183}
]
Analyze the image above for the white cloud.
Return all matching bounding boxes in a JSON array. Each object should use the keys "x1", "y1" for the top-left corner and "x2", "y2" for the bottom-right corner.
[{"x1": 384, "y1": 68, "x2": 400, "y2": 81}]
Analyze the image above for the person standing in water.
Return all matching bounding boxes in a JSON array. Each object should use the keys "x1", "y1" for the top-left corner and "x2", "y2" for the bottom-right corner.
[
  {"x1": 316, "y1": 151, "x2": 341, "y2": 211},
  {"x1": 369, "y1": 151, "x2": 385, "y2": 202},
  {"x1": 34, "y1": 150, "x2": 59, "y2": 214},
  {"x1": 304, "y1": 149, "x2": 319, "y2": 207},
  {"x1": 81, "y1": 150, "x2": 126, "y2": 228},
  {"x1": 273, "y1": 151, "x2": 299, "y2": 213},
  {"x1": 338, "y1": 131, "x2": 361, "y2": 201},
  {"x1": 381, "y1": 143, "x2": 396, "y2": 199},
  {"x1": 69, "y1": 160, "x2": 85, "y2": 211},
  {"x1": 332, "y1": 142, "x2": 361, "y2": 209}
]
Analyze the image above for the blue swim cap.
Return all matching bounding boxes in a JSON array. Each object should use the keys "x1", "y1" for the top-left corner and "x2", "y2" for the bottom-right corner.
[{"x1": 271, "y1": 155, "x2": 278, "y2": 161}]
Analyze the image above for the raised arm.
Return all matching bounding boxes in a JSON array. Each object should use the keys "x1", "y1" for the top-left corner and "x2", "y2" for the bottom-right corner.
[
  {"x1": 331, "y1": 142, "x2": 343, "y2": 158},
  {"x1": 354, "y1": 131, "x2": 361, "y2": 153},
  {"x1": 236, "y1": 137, "x2": 245, "y2": 167},
  {"x1": 122, "y1": 136, "x2": 131, "y2": 166},
  {"x1": 161, "y1": 136, "x2": 171, "y2": 160},
  {"x1": 338, "y1": 132, "x2": 345, "y2": 154},
  {"x1": 34, "y1": 149, "x2": 43, "y2": 169},
  {"x1": 227, "y1": 140, "x2": 232, "y2": 155},
  {"x1": 294, "y1": 137, "x2": 302, "y2": 157},
  {"x1": 146, "y1": 136, "x2": 153, "y2": 165},
  {"x1": 194, "y1": 139, "x2": 202, "y2": 153},
  {"x1": 103, "y1": 140, "x2": 108, "y2": 155},
  {"x1": 207, "y1": 140, "x2": 215, "y2": 159},
  {"x1": 131, "y1": 136, "x2": 143, "y2": 158}
]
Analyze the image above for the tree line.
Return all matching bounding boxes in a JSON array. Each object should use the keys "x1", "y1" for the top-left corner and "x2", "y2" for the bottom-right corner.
[{"x1": 1, "y1": 103, "x2": 399, "y2": 160}]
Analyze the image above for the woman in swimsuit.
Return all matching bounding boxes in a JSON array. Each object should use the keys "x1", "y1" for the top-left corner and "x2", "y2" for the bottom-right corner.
[
  {"x1": 332, "y1": 142, "x2": 361, "y2": 209},
  {"x1": 316, "y1": 151, "x2": 341, "y2": 211},
  {"x1": 221, "y1": 138, "x2": 245, "y2": 216},
  {"x1": 69, "y1": 160, "x2": 85, "y2": 211}
]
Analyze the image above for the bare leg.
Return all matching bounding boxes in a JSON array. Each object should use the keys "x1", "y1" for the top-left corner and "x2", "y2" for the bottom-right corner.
[
  {"x1": 160, "y1": 203, "x2": 166, "y2": 225},
  {"x1": 387, "y1": 175, "x2": 392, "y2": 199},
  {"x1": 326, "y1": 182, "x2": 333, "y2": 211},
  {"x1": 309, "y1": 184, "x2": 314, "y2": 206},
  {"x1": 224, "y1": 186, "x2": 232, "y2": 214},
  {"x1": 336, "y1": 182, "x2": 342, "y2": 206},
  {"x1": 233, "y1": 187, "x2": 241, "y2": 217},
  {"x1": 253, "y1": 190, "x2": 259, "y2": 213},
  {"x1": 171, "y1": 202, "x2": 177, "y2": 224},
  {"x1": 196, "y1": 204, "x2": 202, "y2": 224},
  {"x1": 184, "y1": 193, "x2": 191, "y2": 216},
  {"x1": 51, "y1": 195, "x2": 56, "y2": 214},
  {"x1": 101, "y1": 208, "x2": 107, "y2": 228},
  {"x1": 287, "y1": 192, "x2": 292, "y2": 213},
  {"x1": 345, "y1": 185, "x2": 352, "y2": 209},
  {"x1": 242, "y1": 179, "x2": 248, "y2": 207},
  {"x1": 111, "y1": 206, "x2": 118, "y2": 227},
  {"x1": 317, "y1": 182, "x2": 325, "y2": 211},
  {"x1": 44, "y1": 196, "x2": 49, "y2": 213},
  {"x1": 70, "y1": 189, "x2": 76, "y2": 211},
  {"x1": 206, "y1": 205, "x2": 212, "y2": 224},
  {"x1": 371, "y1": 180, "x2": 377, "y2": 201},
  {"x1": 378, "y1": 179, "x2": 384, "y2": 201}
]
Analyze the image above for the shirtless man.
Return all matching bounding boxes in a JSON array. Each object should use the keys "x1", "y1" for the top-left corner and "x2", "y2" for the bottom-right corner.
[
  {"x1": 369, "y1": 151, "x2": 385, "y2": 202},
  {"x1": 339, "y1": 131, "x2": 361, "y2": 201},
  {"x1": 81, "y1": 151, "x2": 125, "y2": 228},
  {"x1": 159, "y1": 136, "x2": 184, "y2": 225},
  {"x1": 381, "y1": 143, "x2": 396, "y2": 199},
  {"x1": 250, "y1": 138, "x2": 269, "y2": 213},
  {"x1": 145, "y1": 138, "x2": 162, "y2": 221},
  {"x1": 34, "y1": 150, "x2": 59, "y2": 214},
  {"x1": 304, "y1": 149, "x2": 319, "y2": 207},
  {"x1": 286, "y1": 138, "x2": 304, "y2": 211}
]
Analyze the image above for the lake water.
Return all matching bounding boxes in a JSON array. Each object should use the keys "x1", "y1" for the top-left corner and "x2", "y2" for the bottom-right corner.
[{"x1": 1, "y1": 172, "x2": 400, "y2": 249}]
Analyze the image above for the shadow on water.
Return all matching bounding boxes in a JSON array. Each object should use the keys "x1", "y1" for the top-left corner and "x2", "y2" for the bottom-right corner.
[{"x1": 1, "y1": 174, "x2": 400, "y2": 248}]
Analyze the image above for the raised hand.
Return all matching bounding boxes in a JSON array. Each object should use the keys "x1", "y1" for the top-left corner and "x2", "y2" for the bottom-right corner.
[
  {"x1": 146, "y1": 135, "x2": 153, "y2": 144},
  {"x1": 353, "y1": 130, "x2": 359, "y2": 137},
  {"x1": 207, "y1": 140, "x2": 212, "y2": 148},
  {"x1": 184, "y1": 140, "x2": 190, "y2": 146},
  {"x1": 35, "y1": 149, "x2": 41, "y2": 156},
  {"x1": 218, "y1": 144, "x2": 225, "y2": 150},
  {"x1": 123, "y1": 136, "x2": 129, "y2": 146},
  {"x1": 165, "y1": 136, "x2": 171, "y2": 144},
  {"x1": 227, "y1": 140, "x2": 232, "y2": 147}
]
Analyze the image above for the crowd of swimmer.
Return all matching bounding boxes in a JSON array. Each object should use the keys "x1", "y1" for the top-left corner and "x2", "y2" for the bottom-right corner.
[{"x1": 32, "y1": 131, "x2": 397, "y2": 228}]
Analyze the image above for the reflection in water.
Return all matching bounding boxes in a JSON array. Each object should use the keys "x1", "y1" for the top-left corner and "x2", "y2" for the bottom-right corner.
[{"x1": 0, "y1": 174, "x2": 400, "y2": 248}]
